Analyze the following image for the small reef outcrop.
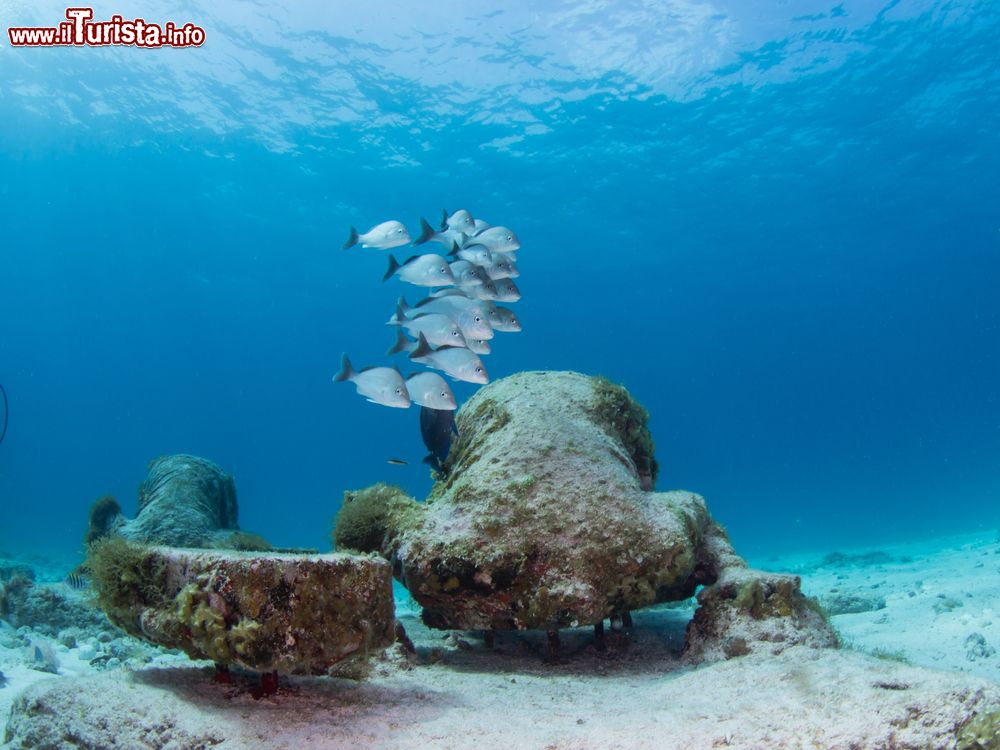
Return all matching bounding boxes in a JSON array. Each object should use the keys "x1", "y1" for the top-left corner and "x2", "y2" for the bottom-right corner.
[
  {"x1": 335, "y1": 370, "x2": 836, "y2": 660},
  {"x1": 87, "y1": 539, "x2": 395, "y2": 675},
  {"x1": 0, "y1": 574, "x2": 108, "y2": 636},
  {"x1": 86, "y1": 454, "x2": 271, "y2": 550}
]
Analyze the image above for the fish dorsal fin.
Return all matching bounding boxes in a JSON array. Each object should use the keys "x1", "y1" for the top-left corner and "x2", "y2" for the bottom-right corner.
[
  {"x1": 409, "y1": 332, "x2": 434, "y2": 359},
  {"x1": 382, "y1": 254, "x2": 401, "y2": 283},
  {"x1": 414, "y1": 217, "x2": 435, "y2": 245},
  {"x1": 386, "y1": 328, "x2": 411, "y2": 356},
  {"x1": 333, "y1": 353, "x2": 355, "y2": 382}
]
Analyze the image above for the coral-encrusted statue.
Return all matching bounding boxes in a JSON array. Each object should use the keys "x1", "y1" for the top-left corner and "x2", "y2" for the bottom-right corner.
[{"x1": 335, "y1": 371, "x2": 836, "y2": 660}]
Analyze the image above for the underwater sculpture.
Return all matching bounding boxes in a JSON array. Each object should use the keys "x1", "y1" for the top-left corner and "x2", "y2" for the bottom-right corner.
[
  {"x1": 335, "y1": 371, "x2": 837, "y2": 659},
  {"x1": 87, "y1": 539, "x2": 395, "y2": 679},
  {"x1": 86, "y1": 454, "x2": 271, "y2": 550},
  {"x1": 81, "y1": 455, "x2": 394, "y2": 687}
]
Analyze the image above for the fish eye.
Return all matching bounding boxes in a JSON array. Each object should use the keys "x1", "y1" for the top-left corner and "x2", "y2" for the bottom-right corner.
[
  {"x1": 440, "y1": 391, "x2": 447, "y2": 397},
  {"x1": 396, "y1": 228, "x2": 404, "y2": 234},
  {"x1": 475, "y1": 367, "x2": 482, "y2": 373},
  {"x1": 395, "y1": 388, "x2": 402, "y2": 394},
  {"x1": 506, "y1": 235, "x2": 512, "y2": 241}
]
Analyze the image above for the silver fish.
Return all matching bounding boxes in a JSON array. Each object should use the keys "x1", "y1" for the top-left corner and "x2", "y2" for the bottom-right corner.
[
  {"x1": 333, "y1": 355, "x2": 410, "y2": 408},
  {"x1": 467, "y1": 225, "x2": 520, "y2": 253},
  {"x1": 466, "y1": 338, "x2": 491, "y2": 355},
  {"x1": 409, "y1": 334, "x2": 489, "y2": 384},
  {"x1": 491, "y1": 278, "x2": 521, "y2": 303},
  {"x1": 405, "y1": 372, "x2": 457, "y2": 410},
  {"x1": 429, "y1": 287, "x2": 476, "y2": 298},
  {"x1": 343, "y1": 220, "x2": 411, "y2": 250},
  {"x1": 414, "y1": 292, "x2": 488, "y2": 316},
  {"x1": 413, "y1": 296, "x2": 493, "y2": 339},
  {"x1": 442, "y1": 209, "x2": 477, "y2": 233},
  {"x1": 383, "y1": 254, "x2": 455, "y2": 287},
  {"x1": 451, "y1": 308, "x2": 493, "y2": 341},
  {"x1": 483, "y1": 302, "x2": 522, "y2": 332},
  {"x1": 415, "y1": 217, "x2": 466, "y2": 247},
  {"x1": 451, "y1": 244, "x2": 493, "y2": 266},
  {"x1": 483, "y1": 254, "x2": 519, "y2": 280},
  {"x1": 460, "y1": 279, "x2": 503, "y2": 301},
  {"x1": 390, "y1": 305, "x2": 467, "y2": 348},
  {"x1": 449, "y1": 260, "x2": 489, "y2": 286}
]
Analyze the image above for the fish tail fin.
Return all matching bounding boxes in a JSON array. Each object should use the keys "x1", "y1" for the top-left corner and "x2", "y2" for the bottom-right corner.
[
  {"x1": 414, "y1": 217, "x2": 435, "y2": 245},
  {"x1": 409, "y1": 332, "x2": 433, "y2": 360},
  {"x1": 440, "y1": 209, "x2": 449, "y2": 230},
  {"x1": 447, "y1": 240, "x2": 461, "y2": 256},
  {"x1": 333, "y1": 354, "x2": 355, "y2": 382},
  {"x1": 398, "y1": 296, "x2": 411, "y2": 314},
  {"x1": 382, "y1": 254, "x2": 401, "y2": 283},
  {"x1": 388, "y1": 302, "x2": 407, "y2": 326},
  {"x1": 387, "y1": 328, "x2": 410, "y2": 356},
  {"x1": 342, "y1": 226, "x2": 359, "y2": 249}
]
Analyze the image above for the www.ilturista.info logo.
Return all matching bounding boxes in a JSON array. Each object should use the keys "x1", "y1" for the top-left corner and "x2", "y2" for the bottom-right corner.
[{"x1": 8, "y1": 7, "x2": 205, "y2": 48}]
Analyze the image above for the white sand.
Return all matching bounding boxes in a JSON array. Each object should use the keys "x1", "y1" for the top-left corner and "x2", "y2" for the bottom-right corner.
[
  {"x1": 1, "y1": 530, "x2": 998, "y2": 749},
  {"x1": 759, "y1": 530, "x2": 1000, "y2": 682}
]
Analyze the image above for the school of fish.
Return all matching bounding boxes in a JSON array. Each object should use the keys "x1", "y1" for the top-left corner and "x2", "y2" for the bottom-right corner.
[{"x1": 335, "y1": 209, "x2": 523, "y2": 410}]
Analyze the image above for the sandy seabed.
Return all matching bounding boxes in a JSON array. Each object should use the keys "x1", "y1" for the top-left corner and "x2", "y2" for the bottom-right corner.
[{"x1": 1, "y1": 530, "x2": 998, "y2": 749}]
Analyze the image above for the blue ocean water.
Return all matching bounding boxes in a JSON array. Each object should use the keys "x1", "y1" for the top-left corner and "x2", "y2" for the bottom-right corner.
[{"x1": 0, "y1": 0, "x2": 997, "y2": 563}]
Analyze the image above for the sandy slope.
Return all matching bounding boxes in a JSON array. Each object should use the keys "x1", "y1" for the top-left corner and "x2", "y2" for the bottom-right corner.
[{"x1": 759, "y1": 530, "x2": 1000, "y2": 682}]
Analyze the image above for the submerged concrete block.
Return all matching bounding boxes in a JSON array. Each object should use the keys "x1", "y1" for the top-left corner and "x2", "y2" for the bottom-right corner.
[{"x1": 88, "y1": 541, "x2": 395, "y2": 674}]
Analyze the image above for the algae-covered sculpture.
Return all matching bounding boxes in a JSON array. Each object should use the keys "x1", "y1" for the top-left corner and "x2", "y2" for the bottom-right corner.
[
  {"x1": 335, "y1": 370, "x2": 836, "y2": 660},
  {"x1": 87, "y1": 538, "x2": 395, "y2": 677},
  {"x1": 87, "y1": 454, "x2": 271, "y2": 550}
]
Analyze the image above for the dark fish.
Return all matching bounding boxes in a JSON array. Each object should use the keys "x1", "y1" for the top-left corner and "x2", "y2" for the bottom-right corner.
[
  {"x1": 387, "y1": 458, "x2": 408, "y2": 466},
  {"x1": 65, "y1": 572, "x2": 88, "y2": 590},
  {"x1": 420, "y1": 406, "x2": 458, "y2": 473}
]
